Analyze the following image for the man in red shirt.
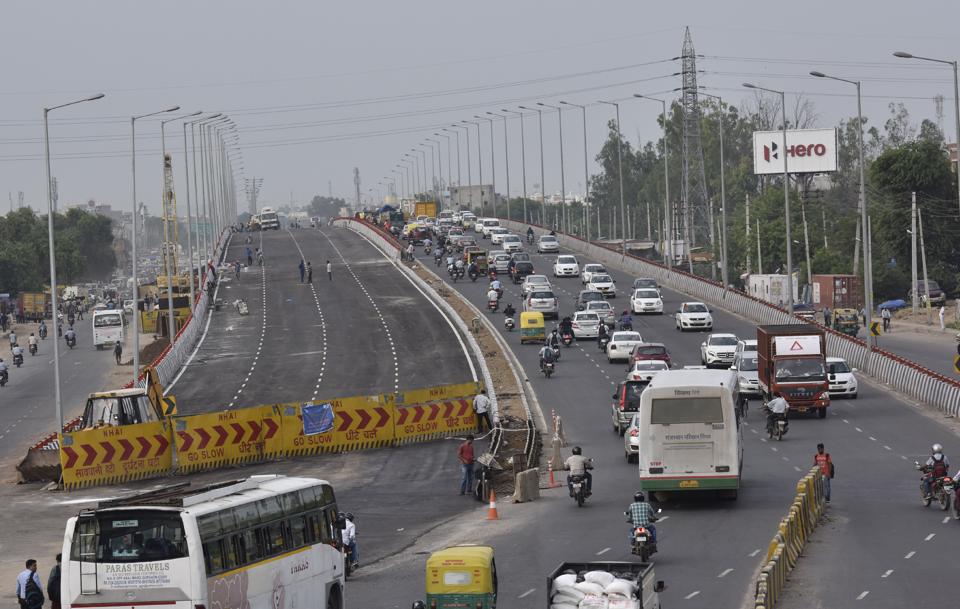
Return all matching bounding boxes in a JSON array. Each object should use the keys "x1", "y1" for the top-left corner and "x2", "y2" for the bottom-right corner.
[
  {"x1": 458, "y1": 435, "x2": 475, "y2": 495},
  {"x1": 814, "y1": 443, "x2": 833, "y2": 503}
]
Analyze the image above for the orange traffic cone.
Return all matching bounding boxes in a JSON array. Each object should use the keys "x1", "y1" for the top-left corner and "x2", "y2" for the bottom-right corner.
[
  {"x1": 486, "y1": 488, "x2": 499, "y2": 520},
  {"x1": 548, "y1": 460, "x2": 559, "y2": 488}
]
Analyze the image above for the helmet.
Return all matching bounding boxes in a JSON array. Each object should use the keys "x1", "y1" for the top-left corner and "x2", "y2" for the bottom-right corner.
[
  {"x1": 572, "y1": 446, "x2": 582, "y2": 455},
  {"x1": 345, "y1": 512, "x2": 354, "y2": 521},
  {"x1": 932, "y1": 443, "x2": 944, "y2": 454},
  {"x1": 634, "y1": 491, "x2": 645, "y2": 502},
  {"x1": 412, "y1": 602, "x2": 427, "y2": 609}
]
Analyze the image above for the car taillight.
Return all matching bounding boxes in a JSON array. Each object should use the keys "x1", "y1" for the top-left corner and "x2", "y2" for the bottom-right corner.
[
  {"x1": 630, "y1": 429, "x2": 638, "y2": 437},
  {"x1": 619, "y1": 390, "x2": 625, "y2": 410}
]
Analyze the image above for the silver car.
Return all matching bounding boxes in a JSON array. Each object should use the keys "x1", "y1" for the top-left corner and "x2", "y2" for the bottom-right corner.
[
  {"x1": 522, "y1": 274, "x2": 551, "y2": 296},
  {"x1": 732, "y1": 351, "x2": 761, "y2": 398},
  {"x1": 624, "y1": 413, "x2": 640, "y2": 463},
  {"x1": 492, "y1": 253, "x2": 512, "y2": 274},
  {"x1": 525, "y1": 289, "x2": 558, "y2": 319},
  {"x1": 585, "y1": 300, "x2": 616, "y2": 327}
]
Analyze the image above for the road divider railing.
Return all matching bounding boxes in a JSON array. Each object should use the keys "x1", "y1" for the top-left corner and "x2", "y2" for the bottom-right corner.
[
  {"x1": 753, "y1": 467, "x2": 827, "y2": 608},
  {"x1": 56, "y1": 381, "x2": 481, "y2": 489},
  {"x1": 497, "y1": 218, "x2": 960, "y2": 418}
]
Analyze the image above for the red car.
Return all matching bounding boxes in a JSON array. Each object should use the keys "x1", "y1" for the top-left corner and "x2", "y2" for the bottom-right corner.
[{"x1": 627, "y1": 342, "x2": 671, "y2": 371}]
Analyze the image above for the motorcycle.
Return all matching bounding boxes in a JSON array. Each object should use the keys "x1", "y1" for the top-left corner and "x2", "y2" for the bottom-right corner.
[
  {"x1": 626, "y1": 510, "x2": 661, "y2": 561},
  {"x1": 561, "y1": 331, "x2": 574, "y2": 347},
  {"x1": 765, "y1": 408, "x2": 788, "y2": 440},
  {"x1": 487, "y1": 299, "x2": 499, "y2": 313},
  {"x1": 598, "y1": 334, "x2": 610, "y2": 352},
  {"x1": 568, "y1": 474, "x2": 589, "y2": 507},
  {"x1": 527, "y1": 233, "x2": 534, "y2": 244},
  {"x1": 504, "y1": 316, "x2": 515, "y2": 331},
  {"x1": 618, "y1": 319, "x2": 634, "y2": 331},
  {"x1": 425, "y1": 245, "x2": 432, "y2": 255},
  {"x1": 0, "y1": 369, "x2": 7, "y2": 387},
  {"x1": 541, "y1": 360, "x2": 555, "y2": 379},
  {"x1": 917, "y1": 462, "x2": 952, "y2": 510},
  {"x1": 38, "y1": 326, "x2": 47, "y2": 340},
  {"x1": 435, "y1": 251, "x2": 443, "y2": 267},
  {"x1": 29, "y1": 343, "x2": 37, "y2": 356},
  {"x1": 66, "y1": 335, "x2": 76, "y2": 350},
  {"x1": 13, "y1": 352, "x2": 23, "y2": 367},
  {"x1": 469, "y1": 270, "x2": 480, "y2": 282}
]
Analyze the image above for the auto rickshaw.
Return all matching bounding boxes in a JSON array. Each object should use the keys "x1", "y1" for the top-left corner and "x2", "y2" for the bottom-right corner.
[
  {"x1": 465, "y1": 250, "x2": 488, "y2": 274},
  {"x1": 520, "y1": 311, "x2": 546, "y2": 344},
  {"x1": 832, "y1": 308, "x2": 860, "y2": 337},
  {"x1": 423, "y1": 545, "x2": 497, "y2": 609}
]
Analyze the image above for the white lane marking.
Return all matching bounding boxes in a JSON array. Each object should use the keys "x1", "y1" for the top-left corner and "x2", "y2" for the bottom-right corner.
[
  {"x1": 717, "y1": 568, "x2": 733, "y2": 578},
  {"x1": 771, "y1": 446, "x2": 778, "y2": 452},
  {"x1": 943, "y1": 516, "x2": 951, "y2": 524},
  {"x1": 924, "y1": 533, "x2": 935, "y2": 541},
  {"x1": 855, "y1": 427, "x2": 863, "y2": 432},
  {"x1": 884, "y1": 445, "x2": 892, "y2": 451},
  {"x1": 518, "y1": 589, "x2": 535, "y2": 599},
  {"x1": 684, "y1": 591, "x2": 701, "y2": 600},
  {"x1": 904, "y1": 551, "x2": 915, "y2": 559},
  {"x1": 749, "y1": 549, "x2": 761, "y2": 557},
  {"x1": 794, "y1": 465, "x2": 802, "y2": 472},
  {"x1": 868, "y1": 436, "x2": 877, "y2": 441},
  {"x1": 842, "y1": 418, "x2": 849, "y2": 423},
  {"x1": 657, "y1": 515, "x2": 669, "y2": 522},
  {"x1": 596, "y1": 547, "x2": 611, "y2": 556},
  {"x1": 856, "y1": 591, "x2": 869, "y2": 600},
  {"x1": 881, "y1": 570, "x2": 894, "y2": 578}
]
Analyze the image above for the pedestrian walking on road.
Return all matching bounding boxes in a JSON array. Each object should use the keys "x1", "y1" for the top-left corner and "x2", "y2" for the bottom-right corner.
[
  {"x1": 823, "y1": 307, "x2": 831, "y2": 328},
  {"x1": 473, "y1": 389, "x2": 492, "y2": 433},
  {"x1": 814, "y1": 443, "x2": 834, "y2": 503},
  {"x1": 113, "y1": 341, "x2": 123, "y2": 365},
  {"x1": 458, "y1": 435, "x2": 475, "y2": 495},
  {"x1": 245, "y1": 246, "x2": 253, "y2": 267},
  {"x1": 16, "y1": 559, "x2": 44, "y2": 609},
  {"x1": 881, "y1": 307, "x2": 891, "y2": 332},
  {"x1": 939, "y1": 305, "x2": 946, "y2": 331},
  {"x1": 326, "y1": 260, "x2": 333, "y2": 281},
  {"x1": 47, "y1": 555, "x2": 61, "y2": 609},
  {"x1": 298, "y1": 259, "x2": 305, "y2": 283},
  {"x1": 234, "y1": 260, "x2": 241, "y2": 279},
  {"x1": 306, "y1": 262, "x2": 313, "y2": 284}
]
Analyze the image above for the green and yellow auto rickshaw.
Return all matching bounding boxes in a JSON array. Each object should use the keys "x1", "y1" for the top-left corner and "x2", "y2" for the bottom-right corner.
[
  {"x1": 423, "y1": 545, "x2": 497, "y2": 609},
  {"x1": 832, "y1": 308, "x2": 860, "y2": 337},
  {"x1": 520, "y1": 311, "x2": 546, "y2": 344}
]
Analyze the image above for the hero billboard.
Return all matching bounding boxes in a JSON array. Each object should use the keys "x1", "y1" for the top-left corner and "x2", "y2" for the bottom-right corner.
[{"x1": 752, "y1": 128, "x2": 838, "y2": 175}]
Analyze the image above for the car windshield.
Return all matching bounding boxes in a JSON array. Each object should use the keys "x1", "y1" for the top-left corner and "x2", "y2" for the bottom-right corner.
[
  {"x1": 636, "y1": 346, "x2": 666, "y2": 356},
  {"x1": 710, "y1": 336, "x2": 738, "y2": 346},
  {"x1": 636, "y1": 290, "x2": 659, "y2": 299},
  {"x1": 512, "y1": 253, "x2": 530, "y2": 261},
  {"x1": 633, "y1": 361, "x2": 668, "y2": 371},
  {"x1": 738, "y1": 356, "x2": 758, "y2": 371},
  {"x1": 592, "y1": 275, "x2": 612, "y2": 283},
  {"x1": 634, "y1": 279, "x2": 657, "y2": 288},
  {"x1": 828, "y1": 360, "x2": 852, "y2": 374},
  {"x1": 585, "y1": 265, "x2": 604, "y2": 272},
  {"x1": 503, "y1": 235, "x2": 519, "y2": 242},
  {"x1": 684, "y1": 303, "x2": 708, "y2": 313},
  {"x1": 775, "y1": 358, "x2": 826, "y2": 382},
  {"x1": 613, "y1": 332, "x2": 642, "y2": 342},
  {"x1": 531, "y1": 291, "x2": 554, "y2": 299},
  {"x1": 558, "y1": 256, "x2": 576, "y2": 264}
]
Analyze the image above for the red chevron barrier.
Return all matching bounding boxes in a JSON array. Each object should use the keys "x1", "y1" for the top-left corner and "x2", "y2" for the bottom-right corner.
[
  {"x1": 174, "y1": 405, "x2": 282, "y2": 473},
  {"x1": 395, "y1": 397, "x2": 476, "y2": 443},
  {"x1": 60, "y1": 421, "x2": 173, "y2": 489}
]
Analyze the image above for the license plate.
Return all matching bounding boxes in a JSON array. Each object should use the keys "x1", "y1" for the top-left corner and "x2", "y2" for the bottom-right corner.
[
  {"x1": 798, "y1": 408, "x2": 808, "y2": 413},
  {"x1": 679, "y1": 480, "x2": 700, "y2": 488},
  {"x1": 637, "y1": 536, "x2": 647, "y2": 542},
  {"x1": 573, "y1": 483, "x2": 581, "y2": 489}
]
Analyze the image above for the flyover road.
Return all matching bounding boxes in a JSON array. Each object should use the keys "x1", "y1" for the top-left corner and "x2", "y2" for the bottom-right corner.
[
  {"x1": 167, "y1": 226, "x2": 478, "y2": 411},
  {"x1": 0, "y1": 319, "x2": 121, "y2": 465},
  {"x1": 343, "y1": 233, "x2": 958, "y2": 609},
  {"x1": 870, "y1": 328, "x2": 958, "y2": 379}
]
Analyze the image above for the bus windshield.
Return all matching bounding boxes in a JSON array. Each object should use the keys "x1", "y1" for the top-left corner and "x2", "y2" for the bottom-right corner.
[
  {"x1": 650, "y1": 397, "x2": 723, "y2": 424},
  {"x1": 94, "y1": 312, "x2": 123, "y2": 328},
  {"x1": 775, "y1": 358, "x2": 826, "y2": 382},
  {"x1": 71, "y1": 510, "x2": 187, "y2": 563}
]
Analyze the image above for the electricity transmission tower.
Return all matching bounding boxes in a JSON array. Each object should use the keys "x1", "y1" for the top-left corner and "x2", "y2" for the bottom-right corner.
[{"x1": 680, "y1": 27, "x2": 711, "y2": 250}]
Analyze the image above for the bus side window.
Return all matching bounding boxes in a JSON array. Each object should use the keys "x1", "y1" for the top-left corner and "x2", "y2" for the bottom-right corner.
[
  {"x1": 222, "y1": 535, "x2": 240, "y2": 570},
  {"x1": 203, "y1": 541, "x2": 224, "y2": 576},
  {"x1": 241, "y1": 530, "x2": 259, "y2": 565},
  {"x1": 288, "y1": 516, "x2": 307, "y2": 550},
  {"x1": 305, "y1": 511, "x2": 321, "y2": 543},
  {"x1": 321, "y1": 508, "x2": 337, "y2": 543}
]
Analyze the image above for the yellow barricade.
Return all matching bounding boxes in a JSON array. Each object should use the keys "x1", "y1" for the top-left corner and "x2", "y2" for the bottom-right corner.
[
  {"x1": 281, "y1": 394, "x2": 395, "y2": 456},
  {"x1": 60, "y1": 420, "x2": 173, "y2": 489},
  {"x1": 395, "y1": 382, "x2": 481, "y2": 444},
  {"x1": 173, "y1": 404, "x2": 283, "y2": 473}
]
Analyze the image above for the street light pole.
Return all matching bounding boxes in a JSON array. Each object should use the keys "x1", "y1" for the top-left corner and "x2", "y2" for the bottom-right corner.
[
  {"x1": 464, "y1": 121, "x2": 483, "y2": 214},
  {"x1": 810, "y1": 70, "x2": 873, "y2": 343},
  {"x1": 699, "y1": 92, "x2": 729, "y2": 294},
  {"x1": 561, "y1": 101, "x2": 590, "y2": 241},
  {"x1": 443, "y1": 127, "x2": 462, "y2": 207},
  {"x1": 538, "y1": 103, "x2": 567, "y2": 233},
  {"x1": 744, "y1": 83, "x2": 793, "y2": 314},
  {"x1": 434, "y1": 132, "x2": 452, "y2": 203},
  {"x1": 598, "y1": 101, "x2": 627, "y2": 254},
  {"x1": 44, "y1": 92, "x2": 105, "y2": 431},
  {"x1": 488, "y1": 112, "x2": 511, "y2": 220},
  {"x1": 502, "y1": 109, "x2": 529, "y2": 223},
  {"x1": 894, "y1": 51, "x2": 960, "y2": 216},
  {"x1": 183, "y1": 114, "x2": 221, "y2": 312},
  {"x1": 634, "y1": 95, "x2": 672, "y2": 269},
  {"x1": 475, "y1": 116, "x2": 497, "y2": 217},
  {"x1": 520, "y1": 106, "x2": 546, "y2": 227}
]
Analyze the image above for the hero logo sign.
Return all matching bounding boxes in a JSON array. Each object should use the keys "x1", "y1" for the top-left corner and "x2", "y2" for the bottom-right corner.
[{"x1": 753, "y1": 128, "x2": 838, "y2": 175}]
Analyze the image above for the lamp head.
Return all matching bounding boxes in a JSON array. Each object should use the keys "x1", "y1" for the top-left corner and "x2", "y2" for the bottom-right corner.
[
  {"x1": 165, "y1": 105, "x2": 181, "y2": 112},
  {"x1": 809, "y1": 71, "x2": 827, "y2": 78},
  {"x1": 86, "y1": 93, "x2": 106, "y2": 101},
  {"x1": 742, "y1": 83, "x2": 757, "y2": 89},
  {"x1": 893, "y1": 51, "x2": 914, "y2": 59}
]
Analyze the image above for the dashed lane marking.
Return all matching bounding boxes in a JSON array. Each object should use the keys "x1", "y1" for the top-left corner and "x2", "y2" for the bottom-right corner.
[
  {"x1": 596, "y1": 547, "x2": 610, "y2": 556},
  {"x1": 684, "y1": 591, "x2": 701, "y2": 600},
  {"x1": 942, "y1": 516, "x2": 951, "y2": 524},
  {"x1": 287, "y1": 230, "x2": 330, "y2": 399},
  {"x1": 881, "y1": 570, "x2": 893, "y2": 578},
  {"x1": 518, "y1": 589, "x2": 536, "y2": 599},
  {"x1": 924, "y1": 533, "x2": 935, "y2": 541},
  {"x1": 717, "y1": 568, "x2": 733, "y2": 578},
  {"x1": 748, "y1": 549, "x2": 761, "y2": 557},
  {"x1": 856, "y1": 591, "x2": 869, "y2": 601},
  {"x1": 904, "y1": 551, "x2": 915, "y2": 559}
]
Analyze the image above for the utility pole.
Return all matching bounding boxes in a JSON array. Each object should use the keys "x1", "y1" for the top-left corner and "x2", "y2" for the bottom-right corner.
[
  {"x1": 756, "y1": 218, "x2": 763, "y2": 274},
  {"x1": 645, "y1": 198, "x2": 652, "y2": 240},
  {"x1": 852, "y1": 216, "x2": 861, "y2": 275},
  {"x1": 745, "y1": 194, "x2": 751, "y2": 274},
  {"x1": 911, "y1": 192, "x2": 918, "y2": 316},
  {"x1": 354, "y1": 167, "x2": 361, "y2": 211},
  {"x1": 802, "y1": 202, "x2": 812, "y2": 289},
  {"x1": 919, "y1": 206, "x2": 931, "y2": 324},
  {"x1": 821, "y1": 207, "x2": 828, "y2": 249}
]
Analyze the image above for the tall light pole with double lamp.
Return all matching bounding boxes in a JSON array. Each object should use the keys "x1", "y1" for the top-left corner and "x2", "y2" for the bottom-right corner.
[
  {"x1": 697, "y1": 91, "x2": 730, "y2": 295},
  {"x1": 474, "y1": 115, "x2": 497, "y2": 217},
  {"x1": 894, "y1": 51, "x2": 960, "y2": 216},
  {"x1": 743, "y1": 83, "x2": 794, "y2": 314},
  {"x1": 44, "y1": 92, "x2": 106, "y2": 430},
  {"x1": 130, "y1": 104, "x2": 178, "y2": 384},
  {"x1": 810, "y1": 70, "x2": 874, "y2": 343},
  {"x1": 519, "y1": 106, "x2": 546, "y2": 227},
  {"x1": 560, "y1": 101, "x2": 591, "y2": 241},
  {"x1": 463, "y1": 121, "x2": 484, "y2": 213},
  {"x1": 598, "y1": 100, "x2": 627, "y2": 254},
  {"x1": 443, "y1": 127, "x2": 462, "y2": 205},
  {"x1": 538, "y1": 102, "x2": 567, "y2": 232},
  {"x1": 487, "y1": 112, "x2": 511, "y2": 220},
  {"x1": 183, "y1": 113, "x2": 221, "y2": 311},
  {"x1": 502, "y1": 109, "x2": 529, "y2": 223},
  {"x1": 633, "y1": 94, "x2": 672, "y2": 268}
]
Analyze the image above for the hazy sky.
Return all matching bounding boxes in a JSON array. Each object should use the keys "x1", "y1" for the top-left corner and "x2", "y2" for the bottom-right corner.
[{"x1": 2, "y1": 1, "x2": 957, "y2": 216}]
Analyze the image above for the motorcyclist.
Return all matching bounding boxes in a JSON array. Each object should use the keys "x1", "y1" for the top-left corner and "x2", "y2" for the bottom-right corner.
[
  {"x1": 38, "y1": 320, "x2": 47, "y2": 339},
  {"x1": 539, "y1": 342, "x2": 557, "y2": 371},
  {"x1": 27, "y1": 333, "x2": 37, "y2": 354},
  {"x1": 434, "y1": 247, "x2": 443, "y2": 265},
  {"x1": 619, "y1": 310, "x2": 634, "y2": 331},
  {"x1": 564, "y1": 446, "x2": 593, "y2": 496},
  {"x1": 503, "y1": 303, "x2": 516, "y2": 318},
  {"x1": 548, "y1": 327, "x2": 561, "y2": 351},
  {"x1": 490, "y1": 278, "x2": 502, "y2": 298},
  {"x1": 626, "y1": 491, "x2": 658, "y2": 542},
  {"x1": 922, "y1": 443, "x2": 950, "y2": 499},
  {"x1": 559, "y1": 316, "x2": 574, "y2": 339},
  {"x1": 526, "y1": 226, "x2": 534, "y2": 240},
  {"x1": 64, "y1": 326, "x2": 77, "y2": 346},
  {"x1": 598, "y1": 322, "x2": 609, "y2": 341},
  {"x1": 8, "y1": 330, "x2": 16, "y2": 351},
  {"x1": 0, "y1": 358, "x2": 7, "y2": 384},
  {"x1": 765, "y1": 392, "x2": 789, "y2": 433},
  {"x1": 11, "y1": 343, "x2": 23, "y2": 364},
  {"x1": 467, "y1": 261, "x2": 479, "y2": 278},
  {"x1": 486, "y1": 287, "x2": 499, "y2": 308}
]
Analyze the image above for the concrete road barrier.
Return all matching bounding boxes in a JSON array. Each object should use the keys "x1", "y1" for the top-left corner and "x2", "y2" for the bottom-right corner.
[{"x1": 59, "y1": 420, "x2": 173, "y2": 489}]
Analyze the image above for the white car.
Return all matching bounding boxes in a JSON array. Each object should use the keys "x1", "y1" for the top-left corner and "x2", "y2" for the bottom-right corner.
[
  {"x1": 700, "y1": 333, "x2": 738, "y2": 367},
  {"x1": 571, "y1": 311, "x2": 601, "y2": 339},
  {"x1": 522, "y1": 274, "x2": 551, "y2": 296},
  {"x1": 479, "y1": 218, "x2": 500, "y2": 236},
  {"x1": 537, "y1": 235, "x2": 560, "y2": 253},
  {"x1": 524, "y1": 289, "x2": 558, "y2": 319},
  {"x1": 827, "y1": 357, "x2": 858, "y2": 398},
  {"x1": 501, "y1": 234, "x2": 523, "y2": 253},
  {"x1": 735, "y1": 339, "x2": 757, "y2": 357},
  {"x1": 586, "y1": 274, "x2": 616, "y2": 298},
  {"x1": 585, "y1": 300, "x2": 616, "y2": 327},
  {"x1": 123, "y1": 299, "x2": 135, "y2": 316},
  {"x1": 630, "y1": 288, "x2": 663, "y2": 314},
  {"x1": 676, "y1": 301, "x2": 713, "y2": 331},
  {"x1": 473, "y1": 217, "x2": 487, "y2": 233},
  {"x1": 489, "y1": 227, "x2": 510, "y2": 244},
  {"x1": 732, "y1": 351, "x2": 761, "y2": 398},
  {"x1": 606, "y1": 331, "x2": 644, "y2": 363},
  {"x1": 553, "y1": 255, "x2": 580, "y2": 278},
  {"x1": 626, "y1": 359, "x2": 670, "y2": 382},
  {"x1": 581, "y1": 264, "x2": 607, "y2": 284},
  {"x1": 624, "y1": 413, "x2": 640, "y2": 462}
]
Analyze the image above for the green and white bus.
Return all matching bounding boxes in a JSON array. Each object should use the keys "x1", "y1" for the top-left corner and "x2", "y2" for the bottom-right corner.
[{"x1": 637, "y1": 369, "x2": 743, "y2": 498}]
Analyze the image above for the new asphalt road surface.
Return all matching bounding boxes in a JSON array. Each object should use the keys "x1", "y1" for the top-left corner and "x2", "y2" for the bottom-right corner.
[{"x1": 347, "y1": 228, "x2": 959, "y2": 609}]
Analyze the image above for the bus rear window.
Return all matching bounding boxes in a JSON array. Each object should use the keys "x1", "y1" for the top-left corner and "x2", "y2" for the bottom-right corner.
[
  {"x1": 71, "y1": 511, "x2": 187, "y2": 563},
  {"x1": 650, "y1": 397, "x2": 723, "y2": 424},
  {"x1": 94, "y1": 313, "x2": 123, "y2": 327}
]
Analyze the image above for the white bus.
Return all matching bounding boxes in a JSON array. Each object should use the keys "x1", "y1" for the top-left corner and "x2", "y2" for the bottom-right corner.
[
  {"x1": 259, "y1": 207, "x2": 280, "y2": 230},
  {"x1": 92, "y1": 309, "x2": 124, "y2": 350},
  {"x1": 62, "y1": 476, "x2": 347, "y2": 609},
  {"x1": 637, "y1": 369, "x2": 743, "y2": 498}
]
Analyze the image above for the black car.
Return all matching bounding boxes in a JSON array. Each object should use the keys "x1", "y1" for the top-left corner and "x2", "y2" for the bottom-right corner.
[{"x1": 510, "y1": 261, "x2": 535, "y2": 284}]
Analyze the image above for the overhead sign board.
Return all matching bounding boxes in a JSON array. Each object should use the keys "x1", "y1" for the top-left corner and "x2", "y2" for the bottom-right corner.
[
  {"x1": 774, "y1": 335, "x2": 821, "y2": 356},
  {"x1": 752, "y1": 128, "x2": 838, "y2": 175}
]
